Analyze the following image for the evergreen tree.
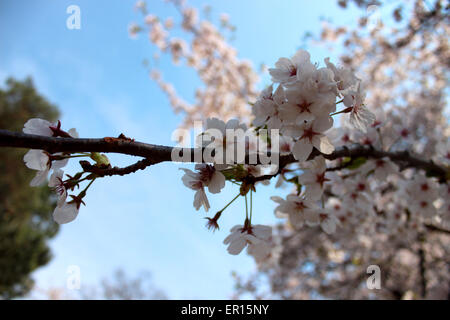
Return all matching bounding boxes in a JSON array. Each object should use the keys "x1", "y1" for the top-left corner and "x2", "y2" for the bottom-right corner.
[{"x1": 0, "y1": 77, "x2": 60, "y2": 299}]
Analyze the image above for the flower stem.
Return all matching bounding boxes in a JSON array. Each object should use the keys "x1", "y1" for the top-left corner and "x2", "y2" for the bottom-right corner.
[
  {"x1": 245, "y1": 194, "x2": 248, "y2": 220},
  {"x1": 377, "y1": 128, "x2": 384, "y2": 149},
  {"x1": 218, "y1": 193, "x2": 240, "y2": 214},
  {"x1": 79, "y1": 177, "x2": 96, "y2": 197},
  {"x1": 330, "y1": 106, "x2": 353, "y2": 117},
  {"x1": 250, "y1": 189, "x2": 253, "y2": 223},
  {"x1": 65, "y1": 154, "x2": 90, "y2": 159}
]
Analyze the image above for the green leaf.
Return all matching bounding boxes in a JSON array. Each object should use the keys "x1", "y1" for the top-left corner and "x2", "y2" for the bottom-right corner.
[
  {"x1": 347, "y1": 157, "x2": 367, "y2": 170},
  {"x1": 90, "y1": 152, "x2": 110, "y2": 166}
]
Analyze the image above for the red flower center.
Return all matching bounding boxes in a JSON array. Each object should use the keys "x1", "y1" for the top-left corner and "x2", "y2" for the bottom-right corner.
[
  {"x1": 289, "y1": 67, "x2": 297, "y2": 77},
  {"x1": 300, "y1": 126, "x2": 319, "y2": 142},
  {"x1": 375, "y1": 159, "x2": 385, "y2": 167},
  {"x1": 316, "y1": 172, "x2": 329, "y2": 187},
  {"x1": 400, "y1": 128, "x2": 409, "y2": 137},
  {"x1": 296, "y1": 101, "x2": 312, "y2": 113},
  {"x1": 295, "y1": 201, "x2": 307, "y2": 211}
]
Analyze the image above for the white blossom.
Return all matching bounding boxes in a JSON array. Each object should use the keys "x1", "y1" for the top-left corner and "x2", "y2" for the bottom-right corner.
[
  {"x1": 435, "y1": 139, "x2": 450, "y2": 166},
  {"x1": 200, "y1": 117, "x2": 248, "y2": 164},
  {"x1": 48, "y1": 169, "x2": 67, "y2": 205},
  {"x1": 252, "y1": 84, "x2": 284, "y2": 130},
  {"x1": 298, "y1": 156, "x2": 329, "y2": 200},
  {"x1": 23, "y1": 118, "x2": 55, "y2": 136},
  {"x1": 23, "y1": 118, "x2": 78, "y2": 138},
  {"x1": 271, "y1": 195, "x2": 318, "y2": 228},
  {"x1": 23, "y1": 150, "x2": 68, "y2": 186},
  {"x1": 279, "y1": 87, "x2": 335, "y2": 124},
  {"x1": 279, "y1": 135, "x2": 294, "y2": 156},
  {"x1": 287, "y1": 117, "x2": 335, "y2": 162},
  {"x1": 318, "y1": 209, "x2": 340, "y2": 234},
  {"x1": 223, "y1": 224, "x2": 271, "y2": 255},
  {"x1": 324, "y1": 57, "x2": 358, "y2": 91},
  {"x1": 247, "y1": 240, "x2": 273, "y2": 263},
  {"x1": 269, "y1": 53, "x2": 305, "y2": 85},
  {"x1": 343, "y1": 83, "x2": 375, "y2": 132},
  {"x1": 180, "y1": 164, "x2": 226, "y2": 211},
  {"x1": 361, "y1": 157, "x2": 399, "y2": 180},
  {"x1": 53, "y1": 202, "x2": 79, "y2": 224}
]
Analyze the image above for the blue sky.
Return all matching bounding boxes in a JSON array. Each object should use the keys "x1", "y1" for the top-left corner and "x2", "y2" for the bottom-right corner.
[{"x1": 0, "y1": 0, "x2": 363, "y2": 299}]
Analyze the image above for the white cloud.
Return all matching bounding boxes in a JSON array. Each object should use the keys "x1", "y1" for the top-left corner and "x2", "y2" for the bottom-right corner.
[{"x1": 0, "y1": 56, "x2": 53, "y2": 97}]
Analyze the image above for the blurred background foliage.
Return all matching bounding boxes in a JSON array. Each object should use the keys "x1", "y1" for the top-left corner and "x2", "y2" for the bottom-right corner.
[{"x1": 0, "y1": 77, "x2": 60, "y2": 299}]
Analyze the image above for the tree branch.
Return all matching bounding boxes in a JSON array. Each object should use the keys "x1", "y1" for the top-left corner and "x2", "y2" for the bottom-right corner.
[
  {"x1": 424, "y1": 224, "x2": 450, "y2": 235},
  {"x1": 418, "y1": 238, "x2": 427, "y2": 299},
  {"x1": 79, "y1": 158, "x2": 157, "y2": 177},
  {"x1": 0, "y1": 129, "x2": 447, "y2": 181}
]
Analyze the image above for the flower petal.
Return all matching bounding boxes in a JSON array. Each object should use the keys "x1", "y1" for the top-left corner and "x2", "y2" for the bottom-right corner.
[
  {"x1": 53, "y1": 202, "x2": 79, "y2": 224},
  {"x1": 292, "y1": 139, "x2": 313, "y2": 162}
]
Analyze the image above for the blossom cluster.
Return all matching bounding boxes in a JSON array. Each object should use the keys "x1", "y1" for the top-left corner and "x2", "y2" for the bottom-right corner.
[
  {"x1": 21, "y1": 46, "x2": 449, "y2": 263},
  {"x1": 22, "y1": 119, "x2": 108, "y2": 225},
  {"x1": 19, "y1": 0, "x2": 449, "y2": 266},
  {"x1": 228, "y1": 3, "x2": 450, "y2": 296},
  {"x1": 179, "y1": 49, "x2": 380, "y2": 260},
  {"x1": 179, "y1": 48, "x2": 449, "y2": 263},
  {"x1": 126, "y1": 0, "x2": 449, "y2": 299}
]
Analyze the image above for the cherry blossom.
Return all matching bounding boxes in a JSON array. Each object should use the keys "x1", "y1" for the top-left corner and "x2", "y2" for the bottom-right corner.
[
  {"x1": 317, "y1": 209, "x2": 341, "y2": 234},
  {"x1": 297, "y1": 156, "x2": 330, "y2": 200},
  {"x1": 53, "y1": 201, "x2": 79, "y2": 224},
  {"x1": 247, "y1": 240, "x2": 274, "y2": 263},
  {"x1": 223, "y1": 223, "x2": 271, "y2": 255},
  {"x1": 13, "y1": 2, "x2": 449, "y2": 298},
  {"x1": 278, "y1": 135, "x2": 294, "y2": 156},
  {"x1": 201, "y1": 118, "x2": 247, "y2": 147},
  {"x1": 23, "y1": 118, "x2": 78, "y2": 138},
  {"x1": 23, "y1": 150, "x2": 68, "y2": 187},
  {"x1": 251, "y1": 84, "x2": 283, "y2": 130},
  {"x1": 23, "y1": 118, "x2": 55, "y2": 136},
  {"x1": 278, "y1": 87, "x2": 334, "y2": 124},
  {"x1": 48, "y1": 169, "x2": 67, "y2": 205},
  {"x1": 437, "y1": 184, "x2": 450, "y2": 221},
  {"x1": 288, "y1": 117, "x2": 335, "y2": 162},
  {"x1": 269, "y1": 50, "x2": 315, "y2": 85},
  {"x1": 343, "y1": 83, "x2": 375, "y2": 132},
  {"x1": 435, "y1": 139, "x2": 450, "y2": 166},
  {"x1": 271, "y1": 195, "x2": 318, "y2": 228},
  {"x1": 200, "y1": 117, "x2": 248, "y2": 164},
  {"x1": 324, "y1": 57, "x2": 357, "y2": 92},
  {"x1": 180, "y1": 164, "x2": 226, "y2": 211},
  {"x1": 360, "y1": 157, "x2": 399, "y2": 181}
]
